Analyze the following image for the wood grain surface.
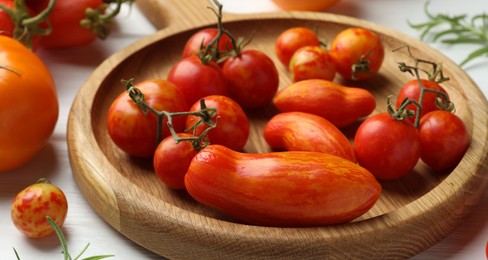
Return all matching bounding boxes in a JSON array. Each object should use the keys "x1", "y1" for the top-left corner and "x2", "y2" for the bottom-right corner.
[{"x1": 67, "y1": 0, "x2": 488, "y2": 258}]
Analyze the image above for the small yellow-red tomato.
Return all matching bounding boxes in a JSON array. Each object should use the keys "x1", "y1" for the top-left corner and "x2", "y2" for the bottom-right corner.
[{"x1": 11, "y1": 179, "x2": 68, "y2": 238}]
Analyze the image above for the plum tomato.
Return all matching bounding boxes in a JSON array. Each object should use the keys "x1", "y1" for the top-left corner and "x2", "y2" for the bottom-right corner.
[
  {"x1": 185, "y1": 95, "x2": 249, "y2": 151},
  {"x1": 167, "y1": 55, "x2": 229, "y2": 106},
  {"x1": 107, "y1": 79, "x2": 188, "y2": 157},
  {"x1": 354, "y1": 112, "x2": 421, "y2": 180},
  {"x1": 396, "y1": 79, "x2": 449, "y2": 123},
  {"x1": 419, "y1": 110, "x2": 470, "y2": 172},
  {"x1": 154, "y1": 133, "x2": 199, "y2": 190},
  {"x1": 11, "y1": 179, "x2": 68, "y2": 238},
  {"x1": 221, "y1": 49, "x2": 279, "y2": 109},
  {"x1": 271, "y1": 0, "x2": 340, "y2": 11},
  {"x1": 289, "y1": 45, "x2": 336, "y2": 82},
  {"x1": 329, "y1": 27, "x2": 384, "y2": 81},
  {"x1": 182, "y1": 28, "x2": 234, "y2": 59},
  {"x1": 275, "y1": 27, "x2": 321, "y2": 67}
]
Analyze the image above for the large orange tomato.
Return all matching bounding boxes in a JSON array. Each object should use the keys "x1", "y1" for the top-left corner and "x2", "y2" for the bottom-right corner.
[
  {"x1": 271, "y1": 0, "x2": 340, "y2": 11},
  {"x1": 0, "y1": 36, "x2": 58, "y2": 171}
]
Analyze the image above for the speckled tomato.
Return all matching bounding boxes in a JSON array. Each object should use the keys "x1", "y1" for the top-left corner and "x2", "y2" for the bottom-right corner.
[
  {"x1": 275, "y1": 27, "x2": 321, "y2": 67},
  {"x1": 289, "y1": 45, "x2": 336, "y2": 82},
  {"x1": 11, "y1": 179, "x2": 68, "y2": 238}
]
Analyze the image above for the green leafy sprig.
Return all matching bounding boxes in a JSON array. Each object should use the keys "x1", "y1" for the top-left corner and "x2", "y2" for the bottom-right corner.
[{"x1": 409, "y1": 1, "x2": 488, "y2": 67}]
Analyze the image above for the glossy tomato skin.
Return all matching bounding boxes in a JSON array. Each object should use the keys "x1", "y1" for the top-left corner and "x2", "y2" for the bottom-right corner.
[
  {"x1": 289, "y1": 45, "x2": 336, "y2": 82},
  {"x1": 153, "y1": 133, "x2": 198, "y2": 190},
  {"x1": 354, "y1": 112, "x2": 421, "y2": 180},
  {"x1": 221, "y1": 49, "x2": 279, "y2": 109},
  {"x1": 275, "y1": 27, "x2": 320, "y2": 67},
  {"x1": 11, "y1": 180, "x2": 68, "y2": 238},
  {"x1": 185, "y1": 95, "x2": 249, "y2": 151},
  {"x1": 168, "y1": 55, "x2": 229, "y2": 106},
  {"x1": 419, "y1": 110, "x2": 470, "y2": 172},
  {"x1": 0, "y1": 36, "x2": 58, "y2": 172},
  {"x1": 396, "y1": 79, "x2": 449, "y2": 123},
  {"x1": 273, "y1": 79, "x2": 376, "y2": 128},
  {"x1": 107, "y1": 79, "x2": 188, "y2": 157},
  {"x1": 329, "y1": 27, "x2": 384, "y2": 81},
  {"x1": 271, "y1": 0, "x2": 339, "y2": 11},
  {"x1": 264, "y1": 112, "x2": 356, "y2": 162},
  {"x1": 182, "y1": 28, "x2": 234, "y2": 59},
  {"x1": 185, "y1": 144, "x2": 381, "y2": 227}
]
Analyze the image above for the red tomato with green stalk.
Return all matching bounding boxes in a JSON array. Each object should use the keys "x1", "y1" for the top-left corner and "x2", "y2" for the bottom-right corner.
[
  {"x1": 185, "y1": 144, "x2": 381, "y2": 227},
  {"x1": 329, "y1": 27, "x2": 384, "y2": 81},
  {"x1": 354, "y1": 112, "x2": 421, "y2": 180},
  {"x1": 418, "y1": 110, "x2": 470, "y2": 172},
  {"x1": 289, "y1": 45, "x2": 336, "y2": 82},
  {"x1": 11, "y1": 179, "x2": 68, "y2": 238},
  {"x1": 0, "y1": 35, "x2": 58, "y2": 172},
  {"x1": 275, "y1": 26, "x2": 321, "y2": 67},
  {"x1": 182, "y1": 28, "x2": 234, "y2": 59},
  {"x1": 185, "y1": 95, "x2": 249, "y2": 151},
  {"x1": 107, "y1": 79, "x2": 188, "y2": 157}
]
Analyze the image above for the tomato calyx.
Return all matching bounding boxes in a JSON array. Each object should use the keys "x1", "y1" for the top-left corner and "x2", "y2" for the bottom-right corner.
[
  {"x1": 122, "y1": 79, "x2": 219, "y2": 150},
  {"x1": 80, "y1": 0, "x2": 134, "y2": 40}
]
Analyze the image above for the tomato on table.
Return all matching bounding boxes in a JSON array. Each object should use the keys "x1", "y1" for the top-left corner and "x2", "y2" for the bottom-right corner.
[{"x1": 289, "y1": 45, "x2": 336, "y2": 82}]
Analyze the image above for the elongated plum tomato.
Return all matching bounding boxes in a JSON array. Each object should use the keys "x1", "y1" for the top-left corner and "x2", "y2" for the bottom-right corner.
[
  {"x1": 185, "y1": 144, "x2": 381, "y2": 227},
  {"x1": 185, "y1": 95, "x2": 249, "y2": 151},
  {"x1": 419, "y1": 110, "x2": 470, "y2": 172},
  {"x1": 154, "y1": 133, "x2": 198, "y2": 190},
  {"x1": 273, "y1": 79, "x2": 376, "y2": 128},
  {"x1": 168, "y1": 55, "x2": 228, "y2": 106},
  {"x1": 289, "y1": 45, "x2": 336, "y2": 82},
  {"x1": 107, "y1": 79, "x2": 188, "y2": 157},
  {"x1": 271, "y1": 0, "x2": 339, "y2": 11},
  {"x1": 0, "y1": 36, "x2": 58, "y2": 172},
  {"x1": 354, "y1": 112, "x2": 421, "y2": 180},
  {"x1": 11, "y1": 179, "x2": 68, "y2": 238},
  {"x1": 275, "y1": 27, "x2": 321, "y2": 67},
  {"x1": 221, "y1": 49, "x2": 279, "y2": 109},
  {"x1": 329, "y1": 27, "x2": 384, "y2": 81},
  {"x1": 182, "y1": 28, "x2": 234, "y2": 59},
  {"x1": 264, "y1": 112, "x2": 356, "y2": 162}
]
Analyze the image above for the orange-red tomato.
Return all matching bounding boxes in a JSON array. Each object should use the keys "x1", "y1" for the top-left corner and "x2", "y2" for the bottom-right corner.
[
  {"x1": 182, "y1": 28, "x2": 234, "y2": 59},
  {"x1": 289, "y1": 45, "x2": 336, "y2": 82},
  {"x1": 264, "y1": 112, "x2": 356, "y2": 162},
  {"x1": 275, "y1": 27, "x2": 321, "y2": 67},
  {"x1": 185, "y1": 144, "x2": 381, "y2": 227},
  {"x1": 273, "y1": 79, "x2": 376, "y2": 128},
  {"x1": 271, "y1": 0, "x2": 340, "y2": 11},
  {"x1": 11, "y1": 179, "x2": 68, "y2": 238},
  {"x1": 0, "y1": 35, "x2": 58, "y2": 172}
]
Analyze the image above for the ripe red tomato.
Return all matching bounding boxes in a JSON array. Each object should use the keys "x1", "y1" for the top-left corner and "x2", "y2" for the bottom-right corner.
[
  {"x1": 271, "y1": 0, "x2": 340, "y2": 11},
  {"x1": 107, "y1": 79, "x2": 188, "y2": 157},
  {"x1": 185, "y1": 95, "x2": 250, "y2": 151},
  {"x1": 221, "y1": 49, "x2": 279, "y2": 109},
  {"x1": 168, "y1": 55, "x2": 229, "y2": 106},
  {"x1": 396, "y1": 79, "x2": 449, "y2": 123},
  {"x1": 419, "y1": 110, "x2": 470, "y2": 172},
  {"x1": 329, "y1": 27, "x2": 384, "y2": 81},
  {"x1": 154, "y1": 133, "x2": 198, "y2": 190},
  {"x1": 182, "y1": 28, "x2": 234, "y2": 59},
  {"x1": 0, "y1": 35, "x2": 58, "y2": 172},
  {"x1": 11, "y1": 179, "x2": 68, "y2": 238},
  {"x1": 289, "y1": 45, "x2": 336, "y2": 82},
  {"x1": 354, "y1": 112, "x2": 421, "y2": 180},
  {"x1": 275, "y1": 27, "x2": 321, "y2": 67},
  {"x1": 0, "y1": 0, "x2": 15, "y2": 38}
]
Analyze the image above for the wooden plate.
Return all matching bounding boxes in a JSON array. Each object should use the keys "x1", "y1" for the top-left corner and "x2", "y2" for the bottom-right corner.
[{"x1": 67, "y1": 0, "x2": 488, "y2": 258}]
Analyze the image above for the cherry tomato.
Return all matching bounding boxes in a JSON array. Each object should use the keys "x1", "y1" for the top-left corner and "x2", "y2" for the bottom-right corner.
[
  {"x1": 0, "y1": 0, "x2": 15, "y2": 38},
  {"x1": 396, "y1": 79, "x2": 449, "y2": 123},
  {"x1": 419, "y1": 110, "x2": 470, "y2": 172},
  {"x1": 273, "y1": 79, "x2": 376, "y2": 128},
  {"x1": 0, "y1": 36, "x2": 58, "y2": 172},
  {"x1": 185, "y1": 95, "x2": 249, "y2": 151},
  {"x1": 154, "y1": 133, "x2": 198, "y2": 190},
  {"x1": 329, "y1": 27, "x2": 384, "y2": 81},
  {"x1": 289, "y1": 45, "x2": 336, "y2": 82},
  {"x1": 11, "y1": 179, "x2": 68, "y2": 238},
  {"x1": 275, "y1": 27, "x2": 321, "y2": 67},
  {"x1": 107, "y1": 79, "x2": 188, "y2": 157},
  {"x1": 264, "y1": 112, "x2": 356, "y2": 162},
  {"x1": 354, "y1": 112, "x2": 421, "y2": 180},
  {"x1": 221, "y1": 49, "x2": 279, "y2": 109},
  {"x1": 182, "y1": 28, "x2": 234, "y2": 59},
  {"x1": 168, "y1": 56, "x2": 229, "y2": 106},
  {"x1": 271, "y1": 0, "x2": 340, "y2": 11}
]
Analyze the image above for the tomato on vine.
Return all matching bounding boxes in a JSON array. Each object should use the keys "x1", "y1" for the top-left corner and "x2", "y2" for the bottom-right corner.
[{"x1": 182, "y1": 28, "x2": 234, "y2": 59}]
